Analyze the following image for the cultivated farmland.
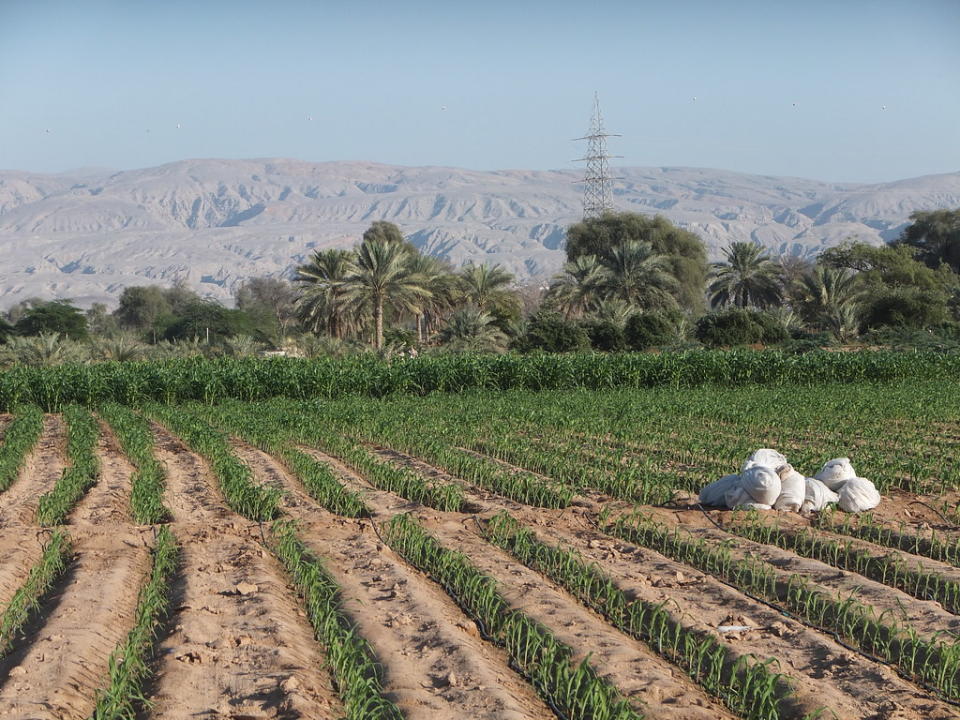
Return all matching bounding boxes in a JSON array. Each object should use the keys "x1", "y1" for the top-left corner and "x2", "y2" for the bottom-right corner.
[{"x1": 0, "y1": 359, "x2": 958, "y2": 719}]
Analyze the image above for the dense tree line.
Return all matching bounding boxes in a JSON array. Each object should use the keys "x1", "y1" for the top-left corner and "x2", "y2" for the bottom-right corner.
[{"x1": 1, "y1": 209, "x2": 958, "y2": 366}]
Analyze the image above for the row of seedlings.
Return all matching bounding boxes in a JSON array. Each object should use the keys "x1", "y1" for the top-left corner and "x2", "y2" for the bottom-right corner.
[
  {"x1": 186, "y1": 402, "x2": 368, "y2": 518},
  {"x1": 0, "y1": 405, "x2": 44, "y2": 494},
  {"x1": 36, "y1": 405, "x2": 101, "y2": 526},
  {"x1": 728, "y1": 512, "x2": 960, "y2": 614},
  {"x1": 814, "y1": 509, "x2": 960, "y2": 569},
  {"x1": 0, "y1": 530, "x2": 72, "y2": 656},
  {"x1": 98, "y1": 403, "x2": 171, "y2": 524},
  {"x1": 383, "y1": 512, "x2": 643, "y2": 720},
  {"x1": 484, "y1": 512, "x2": 797, "y2": 720},
  {"x1": 90, "y1": 526, "x2": 179, "y2": 719},
  {"x1": 148, "y1": 406, "x2": 403, "y2": 719},
  {"x1": 605, "y1": 511, "x2": 960, "y2": 701}
]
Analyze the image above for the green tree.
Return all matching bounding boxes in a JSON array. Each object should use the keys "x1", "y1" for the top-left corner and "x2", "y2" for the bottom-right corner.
[
  {"x1": 564, "y1": 212, "x2": 708, "y2": 312},
  {"x1": 0, "y1": 317, "x2": 13, "y2": 344},
  {"x1": 796, "y1": 266, "x2": 861, "y2": 341},
  {"x1": 895, "y1": 208, "x2": 960, "y2": 273},
  {"x1": 343, "y1": 238, "x2": 432, "y2": 349},
  {"x1": 363, "y1": 220, "x2": 419, "y2": 256},
  {"x1": 545, "y1": 255, "x2": 605, "y2": 319},
  {"x1": 515, "y1": 310, "x2": 590, "y2": 353},
  {"x1": 114, "y1": 286, "x2": 172, "y2": 331},
  {"x1": 708, "y1": 242, "x2": 783, "y2": 309},
  {"x1": 438, "y1": 307, "x2": 509, "y2": 352},
  {"x1": 235, "y1": 277, "x2": 298, "y2": 336},
  {"x1": 598, "y1": 240, "x2": 679, "y2": 309},
  {"x1": 459, "y1": 263, "x2": 518, "y2": 314},
  {"x1": 15, "y1": 300, "x2": 89, "y2": 340},
  {"x1": 296, "y1": 249, "x2": 357, "y2": 338},
  {"x1": 161, "y1": 300, "x2": 255, "y2": 342}
]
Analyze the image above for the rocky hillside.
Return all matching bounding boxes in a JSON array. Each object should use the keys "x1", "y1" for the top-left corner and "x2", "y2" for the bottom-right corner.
[{"x1": 1, "y1": 158, "x2": 958, "y2": 307}]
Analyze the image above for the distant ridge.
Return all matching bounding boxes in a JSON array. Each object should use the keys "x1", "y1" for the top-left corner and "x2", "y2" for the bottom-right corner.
[{"x1": 1, "y1": 158, "x2": 958, "y2": 307}]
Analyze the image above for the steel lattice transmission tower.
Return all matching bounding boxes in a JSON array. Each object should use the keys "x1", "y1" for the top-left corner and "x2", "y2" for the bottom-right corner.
[{"x1": 574, "y1": 92, "x2": 622, "y2": 219}]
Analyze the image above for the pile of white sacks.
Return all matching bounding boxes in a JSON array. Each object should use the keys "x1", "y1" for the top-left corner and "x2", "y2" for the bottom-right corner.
[{"x1": 699, "y1": 449, "x2": 881, "y2": 513}]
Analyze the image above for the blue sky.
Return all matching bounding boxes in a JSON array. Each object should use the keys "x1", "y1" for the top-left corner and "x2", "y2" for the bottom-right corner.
[{"x1": 1, "y1": 0, "x2": 958, "y2": 181}]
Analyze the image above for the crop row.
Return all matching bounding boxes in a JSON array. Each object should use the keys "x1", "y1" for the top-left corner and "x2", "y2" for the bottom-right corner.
[
  {"x1": 383, "y1": 512, "x2": 643, "y2": 720},
  {"x1": 815, "y1": 510, "x2": 960, "y2": 569},
  {"x1": 605, "y1": 512, "x2": 960, "y2": 701},
  {"x1": 0, "y1": 529, "x2": 72, "y2": 656},
  {"x1": 0, "y1": 405, "x2": 44, "y2": 494},
  {"x1": 145, "y1": 404, "x2": 281, "y2": 521},
  {"x1": 36, "y1": 405, "x2": 100, "y2": 526},
  {"x1": 3, "y1": 350, "x2": 960, "y2": 411},
  {"x1": 484, "y1": 512, "x2": 794, "y2": 720},
  {"x1": 729, "y1": 513, "x2": 960, "y2": 615},
  {"x1": 145, "y1": 408, "x2": 402, "y2": 718},
  {"x1": 91, "y1": 526, "x2": 179, "y2": 720},
  {"x1": 98, "y1": 403, "x2": 171, "y2": 524}
]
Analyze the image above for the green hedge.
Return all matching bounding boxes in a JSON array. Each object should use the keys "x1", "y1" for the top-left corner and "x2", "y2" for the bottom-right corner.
[{"x1": 1, "y1": 350, "x2": 958, "y2": 411}]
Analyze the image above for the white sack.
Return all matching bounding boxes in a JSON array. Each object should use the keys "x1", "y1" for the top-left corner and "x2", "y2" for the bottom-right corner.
[
  {"x1": 773, "y1": 464, "x2": 805, "y2": 512},
  {"x1": 699, "y1": 474, "x2": 740, "y2": 507},
  {"x1": 741, "y1": 448, "x2": 788, "y2": 473},
  {"x1": 724, "y1": 484, "x2": 754, "y2": 509},
  {"x1": 739, "y1": 465, "x2": 782, "y2": 506},
  {"x1": 815, "y1": 457, "x2": 856, "y2": 491},
  {"x1": 838, "y1": 477, "x2": 881, "y2": 513},
  {"x1": 801, "y1": 477, "x2": 840, "y2": 513}
]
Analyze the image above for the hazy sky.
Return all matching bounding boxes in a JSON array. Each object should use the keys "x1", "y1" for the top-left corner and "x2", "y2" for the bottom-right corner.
[{"x1": 2, "y1": 0, "x2": 958, "y2": 181}]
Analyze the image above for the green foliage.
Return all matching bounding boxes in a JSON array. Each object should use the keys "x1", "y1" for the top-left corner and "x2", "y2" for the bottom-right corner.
[
  {"x1": 695, "y1": 308, "x2": 787, "y2": 347},
  {"x1": 14, "y1": 300, "x2": 89, "y2": 340},
  {"x1": 515, "y1": 311, "x2": 591, "y2": 352},
  {"x1": 270, "y1": 520, "x2": 404, "y2": 719},
  {"x1": 709, "y1": 242, "x2": 783, "y2": 310},
  {"x1": 581, "y1": 318, "x2": 628, "y2": 352},
  {"x1": 564, "y1": 212, "x2": 709, "y2": 313},
  {"x1": 99, "y1": 403, "x2": 171, "y2": 524},
  {"x1": 0, "y1": 530, "x2": 71, "y2": 656},
  {"x1": 896, "y1": 208, "x2": 960, "y2": 274},
  {"x1": 384, "y1": 513, "x2": 642, "y2": 720},
  {"x1": 36, "y1": 405, "x2": 100, "y2": 526},
  {"x1": 161, "y1": 299, "x2": 265, "y2": 343},
  {"x1": 860, "y1": 287, "x2": 951, "y2": 330},
  {"x1": 0, "y1": 405, "x2": 44, "y2": 493},
  {"x1": 91, "y1": 526, "x2": 178, "y2": 720},
  {"x1": 0, "y1": 317, "x2": 14, "y2": 344},
  {"x1": 624, "y1": 312, "x2": 678, "y2": 350},
  {"x1": 438, "y1": 306, "x2": 509, "y2": 352}
]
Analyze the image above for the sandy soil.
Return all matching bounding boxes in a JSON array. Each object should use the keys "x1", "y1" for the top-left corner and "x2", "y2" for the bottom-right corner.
[
  {"x1": 69, "y1": 420, "x2": 132, "y2": 527},
  {"x1": 147, "y1": 424, "x2": 343, "y2": 719},
  {"x1": 0, "y1": 415, "x2": 66, "y2": 527}
]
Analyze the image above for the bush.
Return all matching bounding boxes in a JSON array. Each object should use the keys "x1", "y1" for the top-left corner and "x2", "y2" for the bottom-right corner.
[
  {"x1": 695, "y1": 308, "x2": 788, "y2": 347},
  {"x1": 580, "y1": 319, "x2": 628, "y2": 352},
  {"x1": 515, "y1": 312, "x2": 590, "y2": 353},
  {"x1": 624, "y1": 312, "x2": 678, "y2": 350},
  {"x1": 861, "y1": 288, "x2": 951, "y2": 331}
]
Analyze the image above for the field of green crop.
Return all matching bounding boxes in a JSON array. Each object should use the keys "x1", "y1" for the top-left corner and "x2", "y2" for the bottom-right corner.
[{"x1": 0, "y1": 355, "x2": 957, "y2": 719}]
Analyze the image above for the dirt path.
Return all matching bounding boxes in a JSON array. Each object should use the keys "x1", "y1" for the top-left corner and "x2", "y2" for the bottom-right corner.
[
  {"x1": 147, "y1": 426, "x2": 343, "y2": 719},
  {"x1": 69, "y1": 421, "x2": 132, "y2": 527},
  {"x1": 0, "y1": 416, "x2": 66, "y2": 527},
  {"x1": 0, "y1": 528, "x2": 43, "y2": 609},
  {"x1": 237, "y1": 442, "x2": 556, "y2": 720},
  {"x1": 0, "y1": 530, "x2": 151, "y2": 720},
  {"x1": 295, "y1": 445, "x2": 736, "y2": 720}
]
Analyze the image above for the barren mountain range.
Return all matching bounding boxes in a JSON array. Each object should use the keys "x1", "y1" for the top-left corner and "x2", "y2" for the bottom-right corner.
[{"x1": 0, "y1": 158, "x2": 958, "y2": 308}]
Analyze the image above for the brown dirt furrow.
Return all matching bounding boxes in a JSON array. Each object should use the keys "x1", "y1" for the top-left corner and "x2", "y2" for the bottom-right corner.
[
  {"x1": 294, "y1": 446, "x2": 735, "y2": 720},
  {"x1": 152, "y1": 421, "x2": 231, "y2": 524},
  {"x1": 69, "y1": 421, "x2": 132, "y2": 527},
  {"x1": 520, "y1": 513, "x2": 959, "y2": 720},
  {"x1": 148, "y1": 438, "x2": 343, "y2": 719},
  {"x1": 0, "y1": 415, "x2": 66, "y2": 527},
  {"x1": 0, "y1": 529, "x2": 43, "y2": 608},
  {"x1": 648, "y1": 509, "x2": 960, "y2": 640},
  {"x1": 237, "y1": 442, "x2": 555, "y2": 720},
  {"x1": 0, "y1": 531, "x2": 151, "y2": 720}
]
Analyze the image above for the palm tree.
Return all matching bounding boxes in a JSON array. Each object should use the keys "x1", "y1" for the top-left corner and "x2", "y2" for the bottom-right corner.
[
  {"x1": 343, "y1": 238, "x2": 432, "y2": 349},
  {"x1": 546, "y1": 255, "x2": 605, "y2": 319},
  {"x1": 798, "y1": 266, "x2": 862, "y2": 341},
  {"x1": 709, "y1": 242, "x2": 783, "y2": 309},
  {"x1": 438, "y1": 306, "x2": 509, "y2": 352},
  {"x1": 598, "y1": 241, "x2": 678, "y2": 309},
  {"x1": 406, "y1": 253, "x2": 459, "y2": 344},
  {"x1": 459, "y1": 263, "x2": 519, "y2": 315},
  {"x1": 295, "y1": 249, "x2": 356, "y2": 338}
]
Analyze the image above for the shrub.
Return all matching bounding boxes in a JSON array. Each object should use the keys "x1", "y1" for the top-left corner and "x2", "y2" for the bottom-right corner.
[
  {"x1": 695, "y1": 308, "x2": 787, "y2": 347},
  {"x1": 624, "y1": 312, "x2": 677, "y2": 350},
  {"x1": 515, "y1": 311, "x2": 590, "y2": 353},
  {"x1": 861, "y1": 288, "x2": 951, "y2": 330},
  {"x1": 581, "y1": 319, "x2": 628, "y2": 352}
]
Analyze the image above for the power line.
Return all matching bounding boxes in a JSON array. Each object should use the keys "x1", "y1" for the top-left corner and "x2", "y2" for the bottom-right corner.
[{"x1": 573, "y1": 92, "x2": 622, "y2": 219}]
